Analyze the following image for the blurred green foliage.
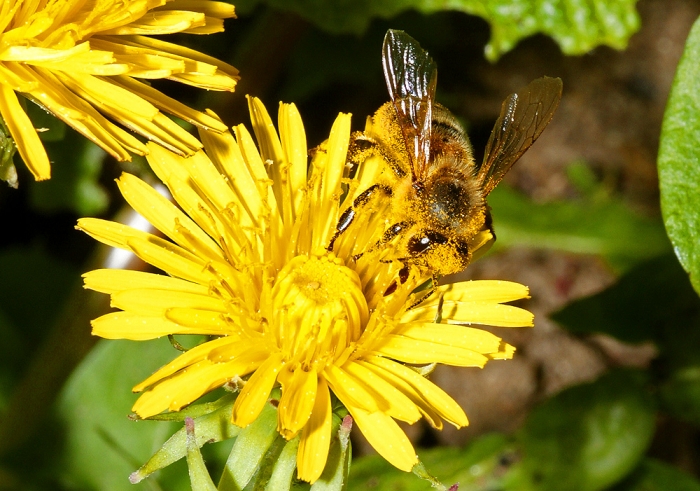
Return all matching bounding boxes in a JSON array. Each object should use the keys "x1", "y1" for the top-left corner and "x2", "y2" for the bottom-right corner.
[
  {"x1": 348, "y1": 370, "x2": 656, "y2": 491},
  {"x1": 489, "y1": 165, "x2": 671, "y2": 273},
  {"x1": 235, "y1": 0, "x2": 640, "y2": 60}
]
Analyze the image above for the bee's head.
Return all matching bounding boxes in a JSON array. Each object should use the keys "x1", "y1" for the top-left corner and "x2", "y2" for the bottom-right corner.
[{"x1": 406, "y1": 230, "x2": 471, "y2": 276}]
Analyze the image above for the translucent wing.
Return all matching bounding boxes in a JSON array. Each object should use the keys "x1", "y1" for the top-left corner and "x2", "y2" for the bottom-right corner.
[
  {"x1": 382, "y1": 29, "x2": 437, "y2": 181},
  {"x1": 477, "y1": 77, "x2": 563, "y2": 196}
]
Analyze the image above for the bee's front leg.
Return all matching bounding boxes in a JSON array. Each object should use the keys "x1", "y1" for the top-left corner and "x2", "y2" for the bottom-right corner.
[
  {"x1": 407, "y1": 274, "x2": 438, "y2": 309},
  {"x1": 327, "y1": 183, "x2": 393, "y2": 252}
]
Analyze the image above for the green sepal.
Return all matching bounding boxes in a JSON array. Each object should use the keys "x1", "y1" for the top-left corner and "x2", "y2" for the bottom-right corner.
[
  {"x1": 186, "y1": 417, "x2": 219, "y2": 491},
  {"x1": 218, "y1": 389, "x2": 281, "y2": 490},
  {"x1": 264, "y1": 435, "x2": 300, "y2": 490},
  {"x1": 310, "y1": 414, "x2": 352, "y2": 491},
  {"x1": 130, "y1": 394, "x2": 241, "y2": 484},
  {"x1": 0, "y1": 116, "x2": 17, "y2": 188},
  {"x1": 411, "y1": 461, "x2": 446, "y2": 490},
  {"x1": 140, "y1": 392, "x2": 238, "y2": 421}
]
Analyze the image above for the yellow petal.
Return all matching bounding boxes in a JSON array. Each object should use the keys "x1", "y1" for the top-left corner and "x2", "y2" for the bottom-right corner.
[
  {"x1": 324, "y1": 363, "x2": 379, "y2": 413},
  {"x1": 310, "y1": 112, "x2": 351, "y2": 252},
  {"x1": 110, "y1": 288, "x2": 227, "y2": 316},
  {"x1": 1, "y1": 43, "x2": 91, "y2": 63},
  {"x1": 133, "y1": 336, "x2": 237, "y2": 392},
  {"x1": 145, "y1": 145, "x2": 222, "y2": 240},
  {"x1": 366, "y1": 356, "x2": 468, "y2": 428},
  {"x1": 278, "y1": 102, "x2": 307, "y2": 213},
  {"x1": 343, "y1": 361, "x2": 421, "y2": 423},
  {"x1": 446, "y1": 303, "x2": 534, "y2": 328},
  {"x1": 278, "y1": 367, "x2": 317, "y2": 439},
  {"x1": 248, "y1": 96, "x2": 290, "y2": 235},
  {"x1": 111, "y1": 75, "x2": 227, "y2": 131},
  {"x1": 91, "y1": 312, "x2": 187, "y2": 340},
  {"x1": 135, "y1": 343, "x2": 268, "y2": 412},
  {"x1": 198, "y1": 113, "x2": 264, "y2": 232},
  {"x1": 297, "y1": 377, "x2": 331, "y2": 483},
  {"x1": 489, "y1": 343, "x2": 516, "y2": 360},
  {"x1": 234, "y1": 123, "x2": 281, "y2": 229},
  {"x1": 396, "y1": 323, "x2": 504, "y2": 354},
  {"x1": 205, "y1": 337, "x2": 268, "y2": 363},
  {"x1": 349, "y1": 408, "x2": 417, "y2": 472},
  {"x1": 133, "y1": 359, "x2": 241, "y2": 417},
  {"x1": 117, "y1": 172, "x2": 224, "y2": 261},
  {"x1": 356, "y1": 360, "x2": 445, "y2": 430},
  {"x1": 232, "y1": 352, "x2": 285, "y2": 427},
  {"x1": 410, "y1": 280, "x2": 530, "y2": 314},
  {"x1": 161, "y1": 1, "x2": 237, "y2": 18},
  {"x1": 104, "y1": 11, "x2": 206, "y2": 36},
  {"x1": 248, "y1": 96, "x2": 284, "y2": 173},
  {"x1": 121, "y1": 35, "x2": 240, "y2": 80},
  {"x1": 23, "y1": 64, "x2": 142, "y2": 159},
  {"x1": 60, "y1": 71, "x2": 159, "y2": 119},
  {"x1": 83, "y1": 269, "x2": 209, "y2": 295},
  {"x1": 375, "y1": 335, "x2": 490, "y2": 367},
  {"x1": 165, "y1": 308, "x2": 229, "y2": 332},
  {"x1": 125, "y1": 235, "x2": 211, "y2": 285},
  {"x1": 76, "y1": 217, "x2": 152, "y2": 250},
  {"x1": 0, "y1": 86, "x2": 50, "y2": 180}
]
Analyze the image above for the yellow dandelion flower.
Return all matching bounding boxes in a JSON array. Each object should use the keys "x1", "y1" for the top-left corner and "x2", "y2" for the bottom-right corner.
[
  {"x1": 0, "y1": 0, "x2": 239, "y2": 181},
  {"x1": 77, "y1": 98, "x2": 533, "y2": 483}
]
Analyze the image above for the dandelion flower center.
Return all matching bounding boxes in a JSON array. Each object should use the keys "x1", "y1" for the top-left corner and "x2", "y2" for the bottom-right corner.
[{"x1": 270, "y1": 254, "x2": 368, "y2": 370}]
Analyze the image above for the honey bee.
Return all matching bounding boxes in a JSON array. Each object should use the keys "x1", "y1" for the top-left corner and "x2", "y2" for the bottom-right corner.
[{"x1": 328, "y1": 30, "x2": 563, "y2": 279}]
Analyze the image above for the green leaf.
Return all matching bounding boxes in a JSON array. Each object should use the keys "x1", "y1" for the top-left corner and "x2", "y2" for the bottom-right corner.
[
  {"x1": 57, "y1": 339, "x2": 192, "y2": 491},
  {"x1": 658, "y1": 16, "x2": 700, "y2": 296},
  {"x1": 612, "y1": 459, "x2": 700, "y2": 491},
  {"x1": 488, "y1": 184, "x2": 671, "y2": 272},
  {"x1": 551, "y1": 254, "x2": 700, "y2": 356},
  {"x1": 659, "y1": 366, "x2": 700, "y2": 426},
  {"x1": 507, "y1": 370, "x2": 656, "y2": 491},
  {"x1": 236, "y1": 0, "x2": 640, "y2": 60}
]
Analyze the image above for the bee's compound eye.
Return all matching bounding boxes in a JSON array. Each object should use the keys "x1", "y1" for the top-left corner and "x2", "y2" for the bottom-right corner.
[
  {"x1": 390, "y1": 222, "x2": 406, "y2": 234},
  {"x1": 353, "y1": 138, "x2": 374, "y2": 151},
  {"x1": 408, "y1": 231, "x2": 448, "y2": 254}
]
